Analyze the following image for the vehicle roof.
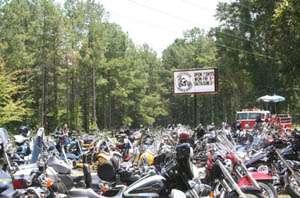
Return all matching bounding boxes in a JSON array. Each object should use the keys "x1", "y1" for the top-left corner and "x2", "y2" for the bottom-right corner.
[{"x1": 236, "y1": 110, "x2": 270, "y2": 113}]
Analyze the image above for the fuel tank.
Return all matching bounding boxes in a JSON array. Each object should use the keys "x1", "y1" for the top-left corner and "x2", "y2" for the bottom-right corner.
[{"x1": 123, "y1": 175, "x2": 165, "y2": 197}]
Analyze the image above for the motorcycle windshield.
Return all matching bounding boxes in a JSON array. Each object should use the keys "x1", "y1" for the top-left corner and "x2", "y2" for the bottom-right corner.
[
  {"x1": 0, "y1": 128, "x2": 9, "y2": 146},
  {"x1": 31, "y1": 128, "x2": 45, "y2": 163}
]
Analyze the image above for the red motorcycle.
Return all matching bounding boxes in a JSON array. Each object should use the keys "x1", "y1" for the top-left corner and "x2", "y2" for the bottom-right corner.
[
  {"x1": 203, "y1": 132, "x2": 276, "y2": 198},
  {"x1": 226, "y1": 152, "x2": 277, "y2": 198}
]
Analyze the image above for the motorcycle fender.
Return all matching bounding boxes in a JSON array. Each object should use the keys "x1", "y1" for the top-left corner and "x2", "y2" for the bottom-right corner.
[
  {"x1": 238, "y1": 176, "x2": 252, "y2": 186},
  {"x1": 238, "y1": 172, "x2": 273, "y2": 186},
  {"x1": 283, "y1": 171, "x2": 289, "y2": 188},
  {"x1": 250, "y1": 172, "x2": 273, "y2": 181}
]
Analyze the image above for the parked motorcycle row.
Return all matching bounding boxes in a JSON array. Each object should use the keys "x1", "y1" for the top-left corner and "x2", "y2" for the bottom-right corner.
[{"x1": 0, "y1": 124, "x2": 300, "y2": 197}]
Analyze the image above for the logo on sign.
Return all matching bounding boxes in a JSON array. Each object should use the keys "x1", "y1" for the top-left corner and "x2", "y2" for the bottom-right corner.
[{"x1": 176, "y1": 73, "x2": 193, "y2": 92}]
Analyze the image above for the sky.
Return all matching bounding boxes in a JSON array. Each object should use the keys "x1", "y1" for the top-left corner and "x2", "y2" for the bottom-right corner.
[{"x1": 100, "y1": 0, "x2": 229, "y2": 55}]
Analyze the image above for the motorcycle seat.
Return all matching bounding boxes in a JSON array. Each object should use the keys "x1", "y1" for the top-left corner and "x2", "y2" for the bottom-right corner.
[
  {"x1": 58, "y1": 174, "x2": 74, "y2": 190},
  {"x1": 102, "y1": 186, "x2": 125, "y2": 197}
]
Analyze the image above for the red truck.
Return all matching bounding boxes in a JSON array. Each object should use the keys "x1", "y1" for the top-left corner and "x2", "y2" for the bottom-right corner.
[{"x1": 236, "y1": 108, "x2": 292, "y2": 130}]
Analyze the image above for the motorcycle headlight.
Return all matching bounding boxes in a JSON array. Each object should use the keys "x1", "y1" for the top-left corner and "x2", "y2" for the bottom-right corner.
[
  {"x1": 224, "y1": 159, "x2": 233, "y2": 173},
  {"x1": 257, "y1": 165, "x2": 269, "y2": 174},
  {"x1": 245, "y1": 123, "x2": 250, "y2": 129}
]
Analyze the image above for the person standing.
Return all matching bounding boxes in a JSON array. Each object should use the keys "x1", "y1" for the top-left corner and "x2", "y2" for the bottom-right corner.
[
  {"x1": 62, "y1": 123, "x2": 70, "y2": 136},
  {"x1": 62, "y1": 123, "x2": 70, "y2": 145}
]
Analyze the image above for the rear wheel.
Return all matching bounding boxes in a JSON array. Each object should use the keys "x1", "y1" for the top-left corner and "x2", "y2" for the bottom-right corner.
[
  {"x1": 286, "y1": 171, "x2": 300, "y2": 198},
  {"x1": 224, "y1": 186, "x2": 264, "y2": 198}
]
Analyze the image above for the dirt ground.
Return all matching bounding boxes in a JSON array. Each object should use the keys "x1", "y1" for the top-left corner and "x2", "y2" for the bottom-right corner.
[{"x1": 279, "y1": 195, "x2": 290, "y2": 198}]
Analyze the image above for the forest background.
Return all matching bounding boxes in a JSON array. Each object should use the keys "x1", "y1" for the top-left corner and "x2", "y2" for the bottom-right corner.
[{"x1": 0, "y1": 0, "x2": 299, "y2": 132}]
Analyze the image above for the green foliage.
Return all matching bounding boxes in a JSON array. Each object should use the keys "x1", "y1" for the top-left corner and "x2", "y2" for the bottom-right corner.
[
  {"x1": 161, "y1": 29, "x2": 219, "y2": 125},
  {"x1": 0, "y1": 0, "x2": 168, "y2": 131},
  {"x1": 0, "y1": 59, "x2": 32, "y2": 126},
  {"x1": 1, "y1": 0, "x2": 299, "y2": 130},
  {"x1": 211, "y1": 0, "x2": 300, "y2": 122},
  {"x1": 161, "y1": 0, "x2": 300, "y2": 125}
]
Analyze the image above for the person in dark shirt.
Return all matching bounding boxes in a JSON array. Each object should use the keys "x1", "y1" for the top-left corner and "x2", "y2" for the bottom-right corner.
[{"x1": 254, "y1": 115, "x2": 263, "y2": 130}]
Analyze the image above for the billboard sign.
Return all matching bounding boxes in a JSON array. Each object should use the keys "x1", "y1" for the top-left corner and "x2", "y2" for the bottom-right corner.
[{"x1": 173, "y1": 68, "x2": 218, "y2": 95}]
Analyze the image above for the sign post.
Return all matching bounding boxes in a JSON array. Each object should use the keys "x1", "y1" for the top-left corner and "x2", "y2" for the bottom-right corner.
[
  {"x1": 173, "y1": 68, "x2": 218, "y2": 126},
  {"x1": 193, "y1": 94, "x2": 197, "y2": 127}
]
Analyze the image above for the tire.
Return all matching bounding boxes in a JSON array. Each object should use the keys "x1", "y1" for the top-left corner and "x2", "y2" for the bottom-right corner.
[
  {"x1": 224, "y1": 186, "x2": 264, "y2": 198},
  {"x1": 22, "y1": 189, "x2": 40, "y2": 198},
  {"x1": 257, "y1": 182, "x2": 278, "y2": 198},
  {"x1": 286, "y1": 171, "x2": 300, "y2": 198}
]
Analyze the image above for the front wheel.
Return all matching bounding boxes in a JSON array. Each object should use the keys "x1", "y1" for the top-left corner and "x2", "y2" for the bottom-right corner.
[
  {"x1": 19, "y1": 188, "x2": 41, "y2": 198},
  {"x1": 257, "y1": 182, "x2": 278, "y2": 198},
  {"x1": 286, "y1": 171, "x2": 300, "y2": 198}
]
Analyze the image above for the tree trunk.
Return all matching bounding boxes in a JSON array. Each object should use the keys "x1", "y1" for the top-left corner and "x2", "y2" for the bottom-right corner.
[
  {"x1": 70, "y1": 70, "x2": 75, "y2": 128},
  {"x1": 82, "y1": 78, "x2": 89, "y2": 132},
  {"x1": 92, "y1": 64, "x2": 98, "y2": 130},
  {"x1": 41, "y1": 10, "x2": 47, "y2": 128},
  {"x1": 42, "y1": 63, "x2": 46, "y2": 127},
  {"x1": 53, "y1": 54, "x2": 58, "y2": 128}
]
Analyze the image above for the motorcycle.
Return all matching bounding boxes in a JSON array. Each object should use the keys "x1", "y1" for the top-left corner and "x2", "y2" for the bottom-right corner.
[
  {"x1": 219, "y1": 132, "x2": 277, "y2": 198},
  {"x1": 203, "y1": 131, "x2": 266, "y2": 198},
  {"x1": 0, "y1": 128, "x2": 19, "y2": 197},
  {"x1": 41, "y1": 143, "x2": 210, "y2": 197},
  {"x1": 13, "y1": 134, "x2": 31, "y2": 162},
  {"x1": 245, "y1": 144, "x2": 300, "y2": 197}
]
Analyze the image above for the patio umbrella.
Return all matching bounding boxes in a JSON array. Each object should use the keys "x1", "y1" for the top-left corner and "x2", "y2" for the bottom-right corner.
[
  {"x1": 256, "y1": 94, "x2": 285, "y2": 103},
  {"x1": 256, "y1": 95, "x2": 272, "y2": 102},
  {"x1": 269, "y1": 94, "x2": 285, "y2": 103},
  {"x1": 256, "y1": 94, "x2": 285, "y2": 113}
]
